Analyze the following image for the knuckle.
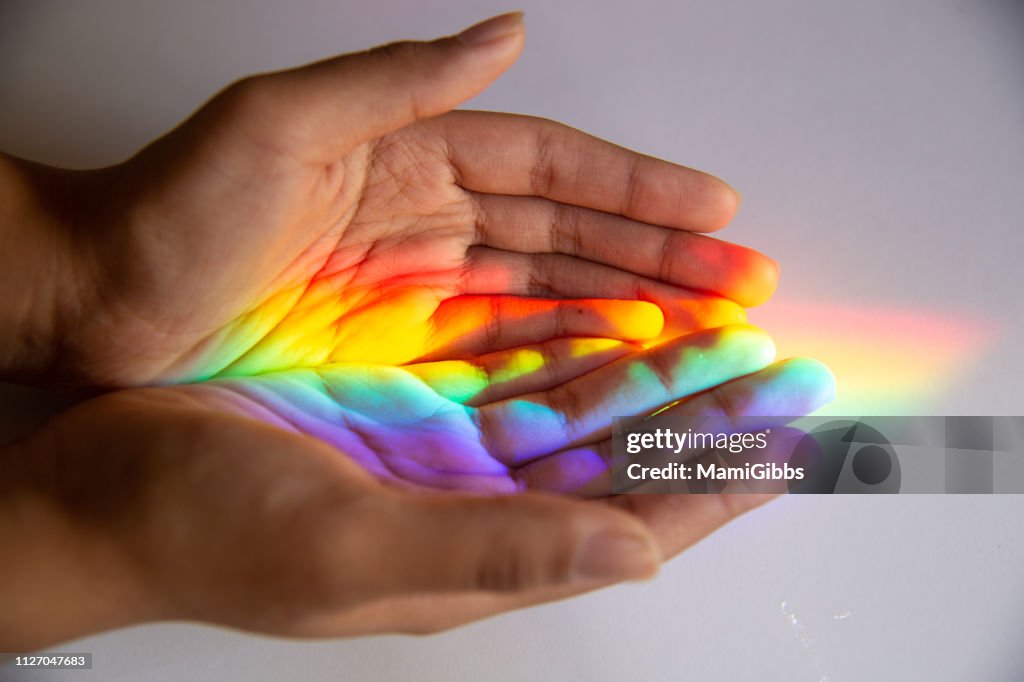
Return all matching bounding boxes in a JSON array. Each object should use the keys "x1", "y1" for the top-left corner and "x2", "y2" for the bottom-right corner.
[
  {"x1": 371, "y1": 40, "x2": 425, "y2": 65},
  {"x1": 525, "y1": 253, "x2": 553, "y2": 296},
  {"x1": 540, "y1": 339, "x2": 566, "y2": 381},
  {"x1": 708, "y1": 384, "x2": 741, "y2": 423},
  {"x1": 529, "y1": 127, "x2": 558, "y2": 196},
  {"x1": 473, "y1": 552, "x2": 526, "y2": 591},
  {"x1": 481, "y1": 298, "x2": 505, "y2": 346},
  {"x1": 657, "y1": 232, "x2": 680, "y2": 283},
  {"x1": 553, "y1": 302, "x2": 571, "y2": 338},
  {"x1": 551, "y1": 383, "x2": 585, "y2": 436},
  {"x1": 213, "y1": 75, "x2": 301, "y2": 152},
  {"x1": 551, "y1": 202, "x2": 583, "y2": 255},
  {"x1": 220, "y1": 75, "x2": 277, "y2": 116},
  {"x1": 644, "y1": 348, "x2": 679, "y2": 396},
  {"x1": 620, "y1": 157, "x2": 643, "y2": 216},
  {"x1": 471, "y1": 536, "x2": 565, "y2": 592}
]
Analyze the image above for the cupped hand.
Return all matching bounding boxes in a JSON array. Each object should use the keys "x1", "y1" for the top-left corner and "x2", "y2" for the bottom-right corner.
[
  {"x1": 195, "y1": 325, "x2": 833, "y2": 495},
  {"x1": 31, "y1": 13, "x2": 776, "y2": 386},
  {"x1": 1, "y1": 324, "x2": 833, "y2": 648}
]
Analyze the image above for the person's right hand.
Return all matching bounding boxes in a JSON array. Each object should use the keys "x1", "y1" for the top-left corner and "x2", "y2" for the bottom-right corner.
[
  {"x1": 1, "y1": 325, "x2": 833, "y2": 650},
  {"x1": 1, "y1": 12, "x2": 776, "y2": 387}
]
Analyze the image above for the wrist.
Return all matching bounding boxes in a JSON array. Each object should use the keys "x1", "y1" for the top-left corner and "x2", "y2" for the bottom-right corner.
[
  {"x1": 0, "y1": 154, "x2": 102, "y2": 385},
  {"x1": 0, "y1": 441, "x2": 167, "y2": 650}
]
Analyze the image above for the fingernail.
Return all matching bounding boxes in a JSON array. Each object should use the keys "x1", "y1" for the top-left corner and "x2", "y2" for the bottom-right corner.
[
  {"x1": 573, "y1": 531, "x2": 660, "y2": 582},
  {"x1": 456, "y1": 12, "x2": 524, "y2": 46}
]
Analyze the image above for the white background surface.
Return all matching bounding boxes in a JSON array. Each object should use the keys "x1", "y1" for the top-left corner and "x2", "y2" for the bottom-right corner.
[{"x1": 2, "y1": 0, "x2": 1023, "y2": 680}]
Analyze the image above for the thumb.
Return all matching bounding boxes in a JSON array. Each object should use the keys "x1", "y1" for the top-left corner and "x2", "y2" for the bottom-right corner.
[
  {"x1": 231, "y1": 13, "x2": 525, "y2": 158},
  {"x1": 336, "y1": 492, "x2": 661, "y2": 598}
]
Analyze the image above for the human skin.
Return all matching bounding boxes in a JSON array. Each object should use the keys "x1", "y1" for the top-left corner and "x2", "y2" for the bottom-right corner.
[
  {"x1": 0, "y1": 12, "x2": 776, "y2": 388},
  {"x1": 0, "y1": 325, "x2": 835, "y2": 650},
  {"x1": 0, "y1": 13, "x2": 832, "y2": 651}
]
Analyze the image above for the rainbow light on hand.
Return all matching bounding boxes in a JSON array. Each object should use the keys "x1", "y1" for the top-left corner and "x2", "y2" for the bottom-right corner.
[
  {"x1": 185, "y1": 324, "x2": 831, "y2": 494},
  {"x1": 184, "y1": 280, "x2": 682, "y2": 381},
  {"x1": 164, "y1": 256, "x2": 841, "y2": 495}
]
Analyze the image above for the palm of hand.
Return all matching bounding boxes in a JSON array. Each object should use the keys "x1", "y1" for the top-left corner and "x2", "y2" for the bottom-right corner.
[
  {"x1": 79, "y1": 101, "x2": 770, "y2": 386},
  {"x1": 83, "y1": 118, "x2": 475, "y2": 383},
  {"x1": 211, "y1": 120, "x2": 501, "y2": 377},
  {"x1": 180, "y1": 325, "x2": 827, "y2": 496},
  {"x1": 18, "y1": 324, "x2": 831, "y2": 641}
]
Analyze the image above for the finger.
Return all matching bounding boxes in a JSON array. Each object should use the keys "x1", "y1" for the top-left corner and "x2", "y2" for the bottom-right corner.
[
  {"x1": 229, "y1": 14, "x2": 525, "y2": 160},
  {"x1": 471, "y1": 193, "x2": 778, "y2": 306},
  {"x1": 286, "y1": 494, "x2": 775, "y2": 637},
  {"x1": 476, "y1": 324, "x2": 777, "y2": 465},
  {"x1": 657, "y1": 357, "x2": 837, "y2": 422},
  {"x1": 325, "y1": 491, "x2": 661, "y2": 599},
  {"x1": 462, "y1": 248, "x2": 747, "y2": 337},
  {"x1": 424, "y1": 295, "x2": 664, "y2": 359},
  {"x1": 284, "y1": 580, "x2": 621, "y2": 637},
  {"x1": 514, "y1": 443, "x2": 614, "y2": 497},
  {"x1": 436, "y1": 110, "x2": 740, "y2": 231},
  {"x1": 406, "y1": 337, "x2": 639, "y2": 407},
  {"x1": 514, "y1": 358, "x2": 837, "y2": 496},
  {"x1": 290, "y1": 492, "x2": 764, "y2": 636}
]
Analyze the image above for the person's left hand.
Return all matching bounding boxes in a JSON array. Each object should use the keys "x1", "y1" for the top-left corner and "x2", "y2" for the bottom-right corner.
[
  {"x1": 1, "y1": 325, "x2": 833, "y2": 649},
  {"x1": 196, "y1": 324, "x2": 833, "y2": 496}
]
